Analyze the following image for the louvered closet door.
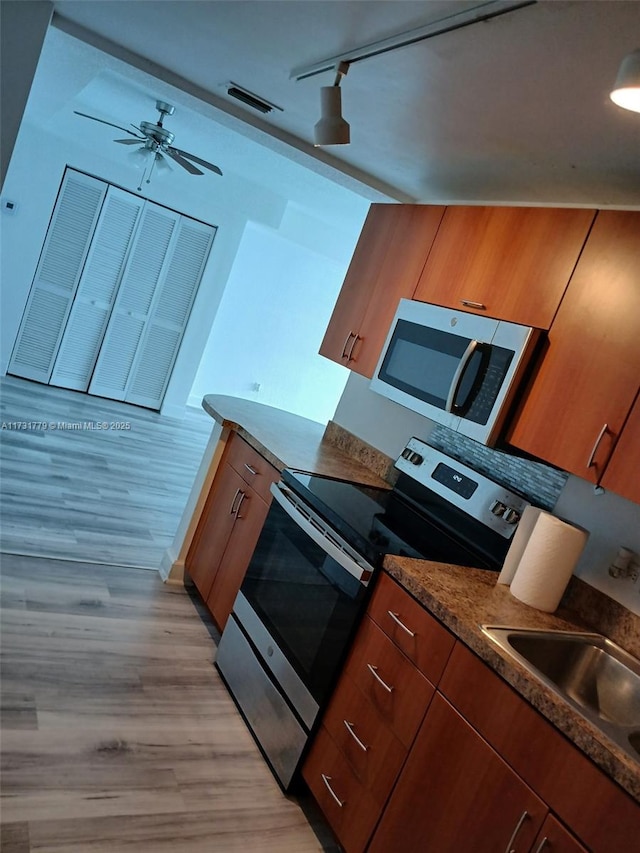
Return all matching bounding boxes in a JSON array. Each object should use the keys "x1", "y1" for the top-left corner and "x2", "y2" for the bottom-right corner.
[
  {"x1": 50, "y1": 188, "x2": 145, "y2": 391},
  {"x1": 88, "y1": 203, "x2": 180, "y2": 401},
  {"x1": 7, "y1": 171, "x2": 107, "y2": 382},
  {"x1": 125, "y1": 218, "x2": 215, "y2": 408}
]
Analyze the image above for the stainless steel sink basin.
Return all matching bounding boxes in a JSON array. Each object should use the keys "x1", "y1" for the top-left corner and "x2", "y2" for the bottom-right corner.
[{"x1": 482, "y1": 626, "x2": 640, "y2": 764}]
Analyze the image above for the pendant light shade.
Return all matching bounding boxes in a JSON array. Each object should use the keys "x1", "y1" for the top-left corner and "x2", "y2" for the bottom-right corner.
[
  {"x1": 610, "y1": 49, "x2": 640, "y2": 113},
  {"x1": 314, "y1": 85, "x2": 350, "y2": 146}
]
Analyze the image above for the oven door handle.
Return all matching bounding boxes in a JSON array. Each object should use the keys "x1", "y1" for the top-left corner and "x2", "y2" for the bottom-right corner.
[{"x1": 269, "y1": 482, "x2": 372, "y2": 585}]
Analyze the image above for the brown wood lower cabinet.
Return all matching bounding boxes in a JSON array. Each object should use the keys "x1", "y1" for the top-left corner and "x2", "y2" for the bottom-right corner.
[
  {"x1": 185, "y1": 433, "x2": 279, "y2": 631},
  {"x1": 303, "y1": 573, "x2": 640, "y2": 853},
  {"x1": 370, "y1": 693, "x2": 548, "y2": 853}
]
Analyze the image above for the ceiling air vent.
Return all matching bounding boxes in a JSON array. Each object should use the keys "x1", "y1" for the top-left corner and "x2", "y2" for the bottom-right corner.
[{"x1": 226, "y1": 83, "x2": 283, "y2": 114}]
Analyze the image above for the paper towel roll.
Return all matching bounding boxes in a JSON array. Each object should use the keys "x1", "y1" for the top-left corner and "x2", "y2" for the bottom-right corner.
[
  {"x1": 498, "y1": 505, "x2": 543, "y2": 585},
  {"x1": 509, "y1": 512, "x2": 588, "y2": 613}
]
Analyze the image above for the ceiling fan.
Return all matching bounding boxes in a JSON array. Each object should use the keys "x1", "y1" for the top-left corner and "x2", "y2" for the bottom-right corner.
[{"x1": 74, "y1": 99, "x2": 223, "y2": 190}]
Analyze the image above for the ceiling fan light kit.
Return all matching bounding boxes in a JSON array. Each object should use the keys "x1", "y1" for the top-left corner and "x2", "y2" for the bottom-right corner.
[
  {"x1": 610, "y1": 49, "x2": 640, "y2": 113},
  {"x1": 73, "y1": 99, "x2": 223, "y2": 191}
]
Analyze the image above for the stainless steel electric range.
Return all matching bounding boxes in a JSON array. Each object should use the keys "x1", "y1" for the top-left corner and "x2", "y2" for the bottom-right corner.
[{"x1": 215, "y1": 437, "x2": 529, "y2": 790}]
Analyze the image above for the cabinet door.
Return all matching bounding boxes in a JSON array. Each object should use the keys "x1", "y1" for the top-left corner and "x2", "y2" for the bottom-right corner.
[
  {"x1": 532, "y1": 815, "x2": 588, "y2": 853},
  {"x1": 601, "y1": 391, "x2": 640, "y2": 504},
  {"x1": 206, "y1": 484, "x2": 271, "y2": 632},
  {"x1": 508, "y1": 211, "x2": 640, "y2": 486},
  {"x1": 413, "y1": 206, "x2": 595, "y2": 328},
  {"x1": 319, "y1": 204, "x2": 444, "y2": 377},
  {"x1": 185, "y1": 462, "x2": 246, "y2": 601},
  {"x1": 369, "y1": 693, "x2": 547, "y2": 853}
]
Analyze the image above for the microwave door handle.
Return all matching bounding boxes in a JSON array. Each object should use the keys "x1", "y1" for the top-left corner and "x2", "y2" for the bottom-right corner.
[{"x1": 445, "y1": 340, "x2": 479, "y2": 413}]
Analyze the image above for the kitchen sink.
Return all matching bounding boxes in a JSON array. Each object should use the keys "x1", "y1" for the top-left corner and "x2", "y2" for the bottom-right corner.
[{"x1": 481, "y1": 626, "x2": 640, "y2": 764}]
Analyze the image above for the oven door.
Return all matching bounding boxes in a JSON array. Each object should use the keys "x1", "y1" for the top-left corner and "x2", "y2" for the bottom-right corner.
[{"x1": 237, "y1": 482, "x2": 371, "y2": 712}]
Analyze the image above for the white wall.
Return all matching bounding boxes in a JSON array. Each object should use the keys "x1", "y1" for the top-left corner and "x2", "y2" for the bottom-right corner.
[
  {"x1": 188, "y1": 204, "x2": 368, "y2": 424},
  {"x1": 333, "y1": 374, "x2": 640, "y2": 615}
]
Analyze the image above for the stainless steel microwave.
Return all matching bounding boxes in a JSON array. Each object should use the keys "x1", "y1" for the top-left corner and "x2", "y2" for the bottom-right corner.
[{"x1": 370, "y1": 300, "x2": 541, "y2": 446}]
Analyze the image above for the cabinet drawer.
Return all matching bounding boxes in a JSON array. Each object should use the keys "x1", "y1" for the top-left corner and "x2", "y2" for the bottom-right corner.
[
  {"x1": 346, "y1": 616, "x2": 435, "y2": 748},
  {"x1": 225, "y1": 433, "x2": 279, "y2": 503},
  {"x1": 369, "y1": 572, "x2": 455, "y2": 683},
  {"x1": 322, "y1": 672, "x2": 407, "y2": 806},
  {"x1": 302, "y1": 725, "x2": 380, "y2": 853}
]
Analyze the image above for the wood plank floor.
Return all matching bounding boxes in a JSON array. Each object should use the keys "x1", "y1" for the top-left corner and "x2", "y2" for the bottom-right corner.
[
  {"x1": 0, "y1": 376, "x2": 213, "y2": 569},
  {"x1": 0, "y1": 554, "x2": 338, "y2": 852}
]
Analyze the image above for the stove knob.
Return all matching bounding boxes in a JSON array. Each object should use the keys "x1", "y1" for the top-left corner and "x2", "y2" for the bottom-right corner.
[
  {"x1": 502, "y1": 507, "x2": 521, "y2": 525},
  {"x1": 490, "y1": 500, "x2": 507, "y2": 517},
  {"x1": 401, "y1": 447, "x2": 412, "y2": 460},
  {"x1": 408, "y1": 451, "x2": 424, "y2": 465}
]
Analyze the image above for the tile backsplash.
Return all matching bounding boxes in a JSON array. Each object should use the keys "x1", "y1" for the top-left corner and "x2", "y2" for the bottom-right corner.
[{"x1": 427, "y1": 425, "x2": 568, "y2": 511}]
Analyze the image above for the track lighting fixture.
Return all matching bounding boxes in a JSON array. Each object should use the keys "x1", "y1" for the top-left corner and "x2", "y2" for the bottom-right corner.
[
  {"x1": 610, "y1": 49, "x2": 640, "y2": 113},
  {"x1": 313, "y1": 61, "x2": 350, "y2": 146}
]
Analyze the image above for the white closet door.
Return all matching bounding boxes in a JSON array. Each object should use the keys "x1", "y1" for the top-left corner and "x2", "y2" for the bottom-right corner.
[
  {"x1": 7, "y1": 171, "x2": 107, "y2": 382},
  {"x1": 126, "y1": 218, "x2": 215, "y2": 408},
  {"x1": 50, "y1": 187, "x2": 145, "y2": 391},
  {"x1": 88, "y1": 203, "x2": 180, "y2": 401}
]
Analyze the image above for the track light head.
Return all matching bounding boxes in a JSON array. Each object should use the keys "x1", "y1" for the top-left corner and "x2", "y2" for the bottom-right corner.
[
  {"x1": 313, "y1": 62, "x2": 350, "y2": 146},
  {"x1": 610, "y1": 49, "x2": 640, "y2": 113}
]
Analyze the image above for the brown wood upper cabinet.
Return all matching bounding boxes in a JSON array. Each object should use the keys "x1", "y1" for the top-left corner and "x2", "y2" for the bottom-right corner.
[
  {"x1": 413, "y1": 205, "x2": 596, "y2": 328},
  {"x1": 508, "y1": 210, "x2": 640, "y2": 491},
  {"x1": 319, "y1": 204, "x2": 445, "y2": 378}
]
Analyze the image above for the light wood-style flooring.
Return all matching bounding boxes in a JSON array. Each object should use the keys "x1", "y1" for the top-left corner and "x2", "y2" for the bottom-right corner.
[
  {"x1": 0, "y1": 376, "x2": 213, "y2": 569},
  {"x1": 0, "y1": 554, "x2": 338, "y2": 852}
]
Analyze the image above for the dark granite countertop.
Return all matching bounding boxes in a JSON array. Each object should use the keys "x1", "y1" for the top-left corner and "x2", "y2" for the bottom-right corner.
[{"x1": 383, "y1": 555, "x2": 640, "y2": 804}]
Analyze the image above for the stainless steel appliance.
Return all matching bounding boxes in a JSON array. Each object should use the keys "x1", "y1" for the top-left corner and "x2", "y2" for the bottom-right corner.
[
  {"x1": 215, "y1": 438, "x2": 529, "y2": 790},
  {"x1": 370, "y1": 299, "x2": 541, "y2": 446}
]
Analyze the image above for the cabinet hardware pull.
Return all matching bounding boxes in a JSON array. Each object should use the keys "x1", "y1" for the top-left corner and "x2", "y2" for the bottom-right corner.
[
  {"x1": 503, "y1": 810, "x2": 529, "y2": 853},
  {"x1": 367, "y1": 663, "x2": 394, "y2": 693},
  {"x1": 387, "y1": 610, "x2": 416, "y2": 637},
  {"x1": 533, "y1": 838, "x2": 548, "y2": 853},
  {"x1": 229, "y1": 488, "x2": 242, "y2": 515},
  {"x1": 321, "y1": 773, "x2": 344, "y2": 807},
  {"x1": 341, "y1": 332, "x2": 355, "y2": 359},
  {"x1": 243, "y1": 463, "x2": 258, "y2": 476},
  {"x1": 461, "y1": 299, "x2": 486, "y2": 310},
  {"x1": 343, "y1": 720, "x2": 368, "y2": 752},
  {"x1": 587, "y1": 423, "x2": 609, "y2": 468},
  {"x1": 346, "y1": 333, "x2": 360, "y2": 362},
  {"x1": 235, "y1": 490, "x2": 247, "y2": 519}
]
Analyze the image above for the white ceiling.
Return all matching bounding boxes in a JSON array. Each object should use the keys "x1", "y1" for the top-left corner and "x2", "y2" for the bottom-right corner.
[{"x1": 50, "y1": 0, "x2": 640, "y2": 206}]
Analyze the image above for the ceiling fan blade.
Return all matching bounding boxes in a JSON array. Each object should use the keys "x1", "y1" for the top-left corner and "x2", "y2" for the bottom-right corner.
[
  {"x1": 114, "y1": 138, "x2": 146, "y2": 145},
  {"x1": 73, "y1": 110, "x2": 140, "y2": 136},
  {"x1": 164, "y1": 148, "x2": 204, "y2": 175},
  {"x1": 169, "y1": 147, "x2": 223, "y2": 176}
]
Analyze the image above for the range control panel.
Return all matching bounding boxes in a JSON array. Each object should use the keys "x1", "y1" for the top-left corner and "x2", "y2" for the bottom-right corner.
[{"x1": 395, "y1": 437, "x2": 530, "y2": 539}]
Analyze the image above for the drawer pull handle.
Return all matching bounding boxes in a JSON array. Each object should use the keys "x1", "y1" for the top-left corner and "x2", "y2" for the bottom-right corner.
[
  {"x1": 343, "y1": 720, "x2": 368, "y2": 752},
  {"x1": 341, "y1": 332, "x2": 355, "y2": 359},
  {"x1": 321, "y1": 773, "x2": 344, "y2": 807},
  {"x1": 504, "y1": 810, "x2": 529, "y2": 853},
  {"x1": 387, "y1": 610, "x2": 416, "y2": 637},
  {"x1": 533, "y1": 839, "x2": 548, "y2": 853},
  {"x1": 461, "y1": 299, "x2": 486, "y2": 310},
  {"x1": 587, "y1": 423, "x2": 609, "y2": 468},
  {"x1": 243, "y1": 463, "x2": 258, "y2": 476},
  {"x1": 367, "y1": 663, "x2": 394, "y2": 693}
]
